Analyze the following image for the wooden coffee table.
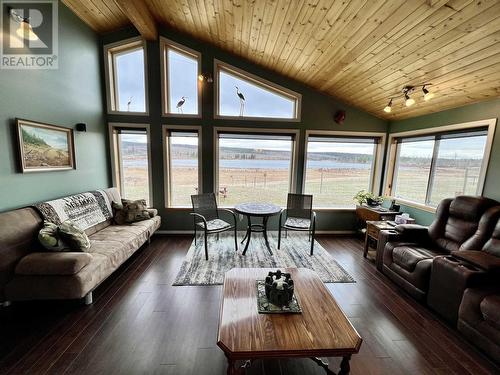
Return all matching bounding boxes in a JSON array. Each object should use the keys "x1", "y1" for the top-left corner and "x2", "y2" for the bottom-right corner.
[{"x1": 217, "y1": 268, "x2": 362, "y2": 374}]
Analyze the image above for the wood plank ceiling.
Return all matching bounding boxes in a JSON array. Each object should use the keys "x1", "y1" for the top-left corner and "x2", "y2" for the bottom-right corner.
[{"x1": 62, "y1": 0, "x2": 500, "y2": 120}]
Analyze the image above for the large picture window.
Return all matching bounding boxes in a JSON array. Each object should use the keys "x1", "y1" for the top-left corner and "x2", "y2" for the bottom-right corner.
[
  {"x1": 387, "y1": 120, "x2": 496, "y2": 208},
  {"x1": 161, "y1": 38, "x2": 201, "y2": 117},
  {"x1": 304, "y1": 134, "x2": 383, "y2": 208},
  {"x1": 104, "y1": 38, "x2": 147, "y2": 113},
  {"x1": 215, "y1": 61, "x2": 301, "y2": 121},
  {"x1": 109, "y1": 124, "x2": 152, "y2": 205},
  {"x1": 164, "y1": 127, "x2": 201, "y2": 207},
  {"x1": 215, "y1": 130, "x2": 297, "y2": 206}
]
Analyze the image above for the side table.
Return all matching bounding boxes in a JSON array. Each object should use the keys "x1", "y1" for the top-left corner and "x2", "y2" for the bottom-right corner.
[{"x1": 364, "y1": 220, "x2": 397, "y2": 258}]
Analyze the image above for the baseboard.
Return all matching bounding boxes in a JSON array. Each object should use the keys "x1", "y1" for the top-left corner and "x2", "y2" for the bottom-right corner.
[{"x1": 155, "y1": 230, "x2": 356, "y2": 235}]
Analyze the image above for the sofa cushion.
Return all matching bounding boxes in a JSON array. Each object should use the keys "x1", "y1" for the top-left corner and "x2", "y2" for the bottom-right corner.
[
  {"x1": 15, "y1": 252, "x2": 92, "y2": 276},
  {"x1": 392, "y1": 245, "x2": 440, "y2": 272},
  {"x1": 480, "y1": 295, "x2": 500, "y2": 330},
  {"x1": 88, "y1": 216, "x2": 161, "y2": 269},
  {"x1": 38, "y1": 221, "x2": 71, "y2": 252},
  {"x1": 58, "y1": 221, "x2": 91, "y2": 251},
  {"x1": 112, "y1": 199, "x2": 151, "y2": 224},
  {"x1": 451, "y1": 250, "x2": 500, "y2": 271}
]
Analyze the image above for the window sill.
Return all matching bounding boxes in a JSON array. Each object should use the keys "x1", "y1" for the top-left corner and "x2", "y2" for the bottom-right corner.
[
  {"x1": 165, "y1": 206, "x2": 192, "y2": 210},
  {"x1": 107, "y1": 110, "x2": 149, "y2": 116},
  {"x1": 391, "y1": 198, "x2": 437, "y2": 213}
]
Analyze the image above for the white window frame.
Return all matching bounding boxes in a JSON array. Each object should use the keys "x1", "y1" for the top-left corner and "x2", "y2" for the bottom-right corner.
[
  {"x1": 214, "y1": 60, "x2": 302, "y2": 122},
  {"x1": 213, "y1": 127, "x2": 300, "y2": 207},
  {"x1": 104, "y1": 37, "x2": 149, "y2": 115},
  {"x1": 160, "y1": 37, "x2": 202, "y2": 118},
  {"x1": 384, "y1": 118, "x2": 497, "y2": 212},
  {"x1": 163, "y1": 125, "x2": 203, "y2": 209},
  {"x1": 108, "y1": 122, "x2": 153, "y2": 205},
  {"x1": 303, "y1": 130, "x2": 386, "y2": 210}
]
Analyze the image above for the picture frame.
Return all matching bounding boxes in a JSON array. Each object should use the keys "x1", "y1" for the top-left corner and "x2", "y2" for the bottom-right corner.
[{"x1": 15, "y1": 118, "x2": 76, "y2": 173}]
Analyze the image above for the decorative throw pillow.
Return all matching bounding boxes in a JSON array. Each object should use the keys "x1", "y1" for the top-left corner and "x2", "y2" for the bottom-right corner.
[
  {"x1": 38, "y1": 221, "x2": 71, "y2": 252},
  {"x1": 58, "y1": 221, "x2": 91, "y2": 251},
  {"x1": 112, "y1": 199, "x2": 151, "y2": 224}
]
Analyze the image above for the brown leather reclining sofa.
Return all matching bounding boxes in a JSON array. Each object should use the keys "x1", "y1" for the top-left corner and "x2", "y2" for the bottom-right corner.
[
  {"x1": 377, "y1": 195, "x2": 500, "y2": 363},
  {"x1": 377, "y1": 196, "x2": 499, "y2": 301},
  {"x1": 458, "y1": 218, "x2": 500, "y2": 363},
  {"x1": 0, "y1": 188, "x2": 160, "y2": 306}
]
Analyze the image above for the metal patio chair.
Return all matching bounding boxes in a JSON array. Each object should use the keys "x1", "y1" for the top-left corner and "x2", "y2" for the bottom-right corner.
[
  {"x1": 278, "y1": 193, "x2": 316, "y2": 255},
  {"x1": 190, "y1": 193, "x2": 238, "y2": 260}
]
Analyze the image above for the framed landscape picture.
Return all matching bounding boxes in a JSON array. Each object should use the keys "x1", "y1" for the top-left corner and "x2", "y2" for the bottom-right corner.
[{"x1": 16, "y1": 119, "x2": 76, "y2": 173}]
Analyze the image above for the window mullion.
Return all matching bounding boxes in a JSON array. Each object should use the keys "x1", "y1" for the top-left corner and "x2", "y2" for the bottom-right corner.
[{"x1": 425, "y1": 139, "x2": 440, "y2": 205}]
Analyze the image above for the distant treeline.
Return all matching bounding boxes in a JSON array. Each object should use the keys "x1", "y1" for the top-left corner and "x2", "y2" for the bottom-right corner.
[
  {"x1": 121, "y1": 141, "x2": 484, "y2": 167},
  {"x1": 22, "y1": 128, "x2": 48, "y2": 147}
]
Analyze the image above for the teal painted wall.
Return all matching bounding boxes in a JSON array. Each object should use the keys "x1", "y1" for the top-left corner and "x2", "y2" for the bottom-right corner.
[
  {"x1": 389, "y1": 98, "x2": 500, "y2": 225},
  {"x1": 103, "y1": 27, "x2": 387, "y2": 232},
  {"x1": 0, "y1": 5, "x2": 109, "y2": 211}
]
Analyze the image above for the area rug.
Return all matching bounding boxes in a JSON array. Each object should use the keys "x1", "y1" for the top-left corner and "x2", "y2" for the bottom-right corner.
[{"x1": 173, "y1": 232, "x2": 355, "y2": 286}]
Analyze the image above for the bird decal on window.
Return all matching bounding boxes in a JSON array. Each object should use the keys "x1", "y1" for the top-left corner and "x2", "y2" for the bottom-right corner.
[
  {"x1": 176, "y1": 96, "x2": 186, "y2": 114},
  {"x1": 235, "y1": 86, "x2": 245, "y2": 116},
  {"x1": 127, "y1": 96, "x2": 133, "y2": 111}
]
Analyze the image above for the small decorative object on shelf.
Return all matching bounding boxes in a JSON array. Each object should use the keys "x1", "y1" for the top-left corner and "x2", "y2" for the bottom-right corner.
[{"x1": 265, "y1": 270, "x2": 294, "y2": 307}]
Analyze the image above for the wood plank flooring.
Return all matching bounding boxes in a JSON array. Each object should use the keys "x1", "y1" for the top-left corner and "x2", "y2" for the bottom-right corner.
[{"x1": 0, "y1": 235, "x2": 498, "y2": 374}]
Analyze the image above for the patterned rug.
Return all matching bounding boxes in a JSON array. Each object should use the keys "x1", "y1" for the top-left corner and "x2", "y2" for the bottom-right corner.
[{"x1": 173, "y1": 232, "x2": 355, "y2": 286}]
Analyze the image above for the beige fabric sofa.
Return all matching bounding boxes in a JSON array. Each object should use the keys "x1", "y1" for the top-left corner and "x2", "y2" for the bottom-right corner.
[{"x1": 0, "y1": 188, "x2": 160, "y2": 305}]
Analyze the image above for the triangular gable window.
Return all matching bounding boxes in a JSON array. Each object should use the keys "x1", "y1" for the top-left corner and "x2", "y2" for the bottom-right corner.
[{"x1": 215, "y1": 61, "x2": 301, "y2": 121}]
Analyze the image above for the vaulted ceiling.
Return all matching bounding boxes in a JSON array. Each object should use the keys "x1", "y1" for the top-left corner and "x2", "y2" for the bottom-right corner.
[{"x1": 62, "y1": 0, "x2": 500, "y2": 120}]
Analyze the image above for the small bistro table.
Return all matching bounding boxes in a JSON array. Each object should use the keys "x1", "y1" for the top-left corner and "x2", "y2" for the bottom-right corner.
[{"x1": 234, "y1": 202, "x2": 281, "y2": 255}]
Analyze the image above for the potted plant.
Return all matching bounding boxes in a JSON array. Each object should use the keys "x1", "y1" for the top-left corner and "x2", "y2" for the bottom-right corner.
[{"x1": 353, "y1": 190, "x2": 383, "y2": 207}]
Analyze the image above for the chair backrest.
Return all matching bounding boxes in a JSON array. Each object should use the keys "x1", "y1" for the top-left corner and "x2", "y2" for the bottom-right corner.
[
  {"x1": 191, "y1": 193, "x2": 218, "y2": 221},
  {"x1": 429, "y1": 196, "x2": 499, "y2": 253},
  {"x1": 286, "y1": 193, "x2": 313, "y2": 219}
]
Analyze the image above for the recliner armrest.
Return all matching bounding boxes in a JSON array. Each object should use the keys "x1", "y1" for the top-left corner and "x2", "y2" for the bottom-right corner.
[
  {"x1": 452, "y1": 250, "x2": 500, "y2": 272},
  {"x1": 376, "y1": 229, "x2": 403, "y2": 271},
  {"x1": 395, "y1": 224, "x2": 430, "y2": 242}
]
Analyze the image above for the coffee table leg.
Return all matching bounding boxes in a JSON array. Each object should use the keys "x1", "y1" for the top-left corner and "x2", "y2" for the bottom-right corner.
[
  {"x1": 262, "y1": 216, "x2": 273, "y2": 255},
  {"x1": 226, "y1": 359, "x2": 250, "y2": 375},
  {"x1": 339, "y1": 355, "x2": 351, "y2": 375},
  {"x1": 310, "y1": 357, "x2": 336, "y2": 374},
  {"x1": 242, "y1": 215, "x2": 252, "y2": 255}
]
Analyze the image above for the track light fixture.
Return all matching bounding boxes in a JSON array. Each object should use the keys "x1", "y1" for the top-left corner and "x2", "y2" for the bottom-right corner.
[
  {"x1": 384, "y1": 99, "x2": 393, "y2": 113},
  {"x1": 422, "y1": 85, "x2": 434, "y2": 101},
  {"x1": 382, "y1": 83, "x2": 434, "y2": 113}
]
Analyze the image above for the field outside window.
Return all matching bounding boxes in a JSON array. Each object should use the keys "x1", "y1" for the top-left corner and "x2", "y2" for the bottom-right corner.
[
  {"x1": 391, "y1": 128, "x2": 489, "y2": 207},
  {"x1": 111, "y1": 127, "x2": 151, "y2": 205},
  {"x1": 216, "y1": 132, "x2": 295, "y2": 207},
  {"x1": 166, "y1": 130, "x2": 200, "y2": 207},
  {"x1": 304, "y1": 136, "x2": 378, "y2": 208}
]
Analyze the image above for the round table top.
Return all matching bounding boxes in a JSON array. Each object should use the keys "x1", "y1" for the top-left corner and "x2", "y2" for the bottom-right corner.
[{"x1": 234, "y1": 202, "x2": 282, "y2": 217}]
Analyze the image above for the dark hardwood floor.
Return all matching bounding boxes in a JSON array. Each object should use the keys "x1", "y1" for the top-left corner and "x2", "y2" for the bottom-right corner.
[{"x1": 0, "y1": 235, "x2": 498, "y2": 375}]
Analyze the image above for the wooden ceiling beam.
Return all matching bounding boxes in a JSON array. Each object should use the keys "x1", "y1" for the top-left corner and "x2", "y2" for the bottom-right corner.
[{"x1": 113, "y1": 0, "x2": 158, "y2": 40}]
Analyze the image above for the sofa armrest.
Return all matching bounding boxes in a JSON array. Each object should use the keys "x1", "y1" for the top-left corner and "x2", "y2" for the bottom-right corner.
[
  {"x1": 376, "y1": 229, "x2": 403, "y2": 271},
  {"x1": 15, "y1": 252, "x2": 92, "y2": 276},
  {"x1": 451, "y1": 250, "x2": 500, "y2": 273},
  {"x1": 146, "y1": 208, "x2": 158, "y2": 218}
]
